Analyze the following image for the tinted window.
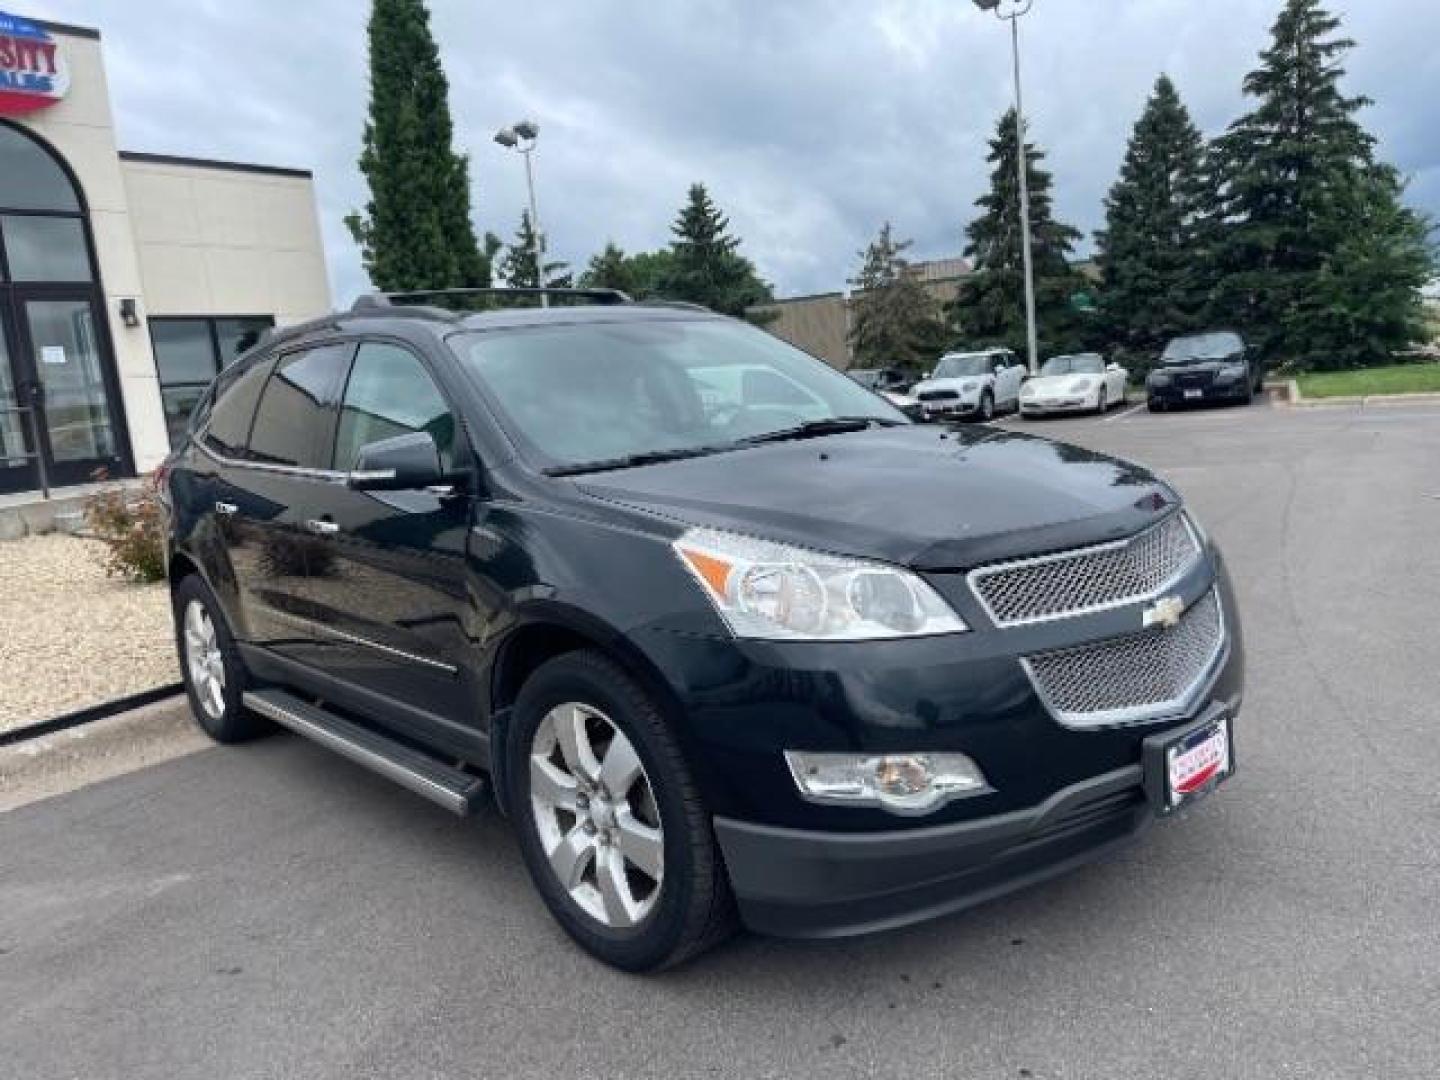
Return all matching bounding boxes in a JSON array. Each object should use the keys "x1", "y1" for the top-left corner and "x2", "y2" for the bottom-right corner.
[
  {"x1": 334, "y1": 342, "x2": 455, "y2": 472},
  {"x1": 248, "y1": 344, "x2": 352, "y2": 468},
  {"x1": 151, "y1": 320, "x2": 216, "y2": 385},
  {"x1": 1162, "y1": 332, "x2": 1244, "y2": 363},
  {"x1": 215, "y1": 318, "x2": 272, "y2": 367},
  {"x1": 0, "y1": 124, "x2": 80, "y2": 212},
  {"x1": 203, "y1": 358, "x2": 273, "y2": 458},
  {"x1": 933, "y1": 355, "x2": 995, "y2": 378},
  {"x1": 3, "y1": 215, "x2": 92, "y2": 281}
]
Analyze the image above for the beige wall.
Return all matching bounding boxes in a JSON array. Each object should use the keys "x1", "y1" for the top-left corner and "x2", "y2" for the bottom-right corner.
[
  {"x1": 121, "y1": 158, "x2": 330, "y2": 327},
  {"x1": 13, "y1": 23, "x2": 330, "y2": 476}
]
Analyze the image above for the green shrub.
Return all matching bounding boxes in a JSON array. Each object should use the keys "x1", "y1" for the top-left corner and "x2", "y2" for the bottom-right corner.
[{"x1": 83, "y1": 475, "x2": 166, "y2": 583}]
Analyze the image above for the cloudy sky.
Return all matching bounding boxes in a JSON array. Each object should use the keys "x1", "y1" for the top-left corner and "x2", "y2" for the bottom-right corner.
[{"x1": 30, "y1": 0, "x2": 1440, "y2": 305}]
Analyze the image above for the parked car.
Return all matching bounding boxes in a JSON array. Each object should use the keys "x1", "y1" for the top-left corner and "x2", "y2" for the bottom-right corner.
[
  {"x1": 1147, "y1": 331, "x2": 1263, "y2": 410},
  {"x1": 911, "y1": 348, "x2": 1026, "y2": 421},
  {"x1": 1020, "y1": 353, "x2": 1129, "y2": 417},
  {"x1": 846, "y1": 366, "x2": 912, "y2": 394},
  {"x1": 163, "y1": 289, "x2": 1243, "y2": 972},
  {"x1": 845, "y1": 367, "x2": 924, "y2": 420}
]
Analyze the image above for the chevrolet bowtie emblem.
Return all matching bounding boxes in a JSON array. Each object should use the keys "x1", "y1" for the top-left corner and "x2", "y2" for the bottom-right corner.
[{"x1": 1142, "y1": 595, "x2": 1186, "y2": 630}]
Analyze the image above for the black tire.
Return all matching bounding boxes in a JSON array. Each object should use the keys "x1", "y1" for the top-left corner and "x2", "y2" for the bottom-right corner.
[
  {"x1": 508, "y1": 650, "x2": 736, "y2": 971},
  {"x1": 979, "y1": 391, "x2": 995, "y2": 422},
  {"x1": 173, "y1": 574, "x2": 268, "y2": 743},
  {"x1": 1147, "y1": 398, "x2": 1164, "y2": 413},
  {"x1": 1095, "y1": 386, "x2": 1108, "y2": 414}
]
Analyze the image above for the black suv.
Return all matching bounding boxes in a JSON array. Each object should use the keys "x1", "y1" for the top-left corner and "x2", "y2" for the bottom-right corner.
[
  {"x1": 164, "y1": 289, "x2": 1244, "y2": 971},
  {"x1": 1147, "y1": 330, "x2": 1264, "y2": 410}
]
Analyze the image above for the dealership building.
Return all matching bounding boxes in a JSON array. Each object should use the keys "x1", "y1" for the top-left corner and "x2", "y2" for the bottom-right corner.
[{"x1": 0, "y1": 12, "x2": 329, "y2": 498}]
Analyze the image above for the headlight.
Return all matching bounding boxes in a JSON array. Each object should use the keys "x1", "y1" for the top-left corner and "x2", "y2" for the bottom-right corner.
[
  {"x1": 960, "y1": 381, "x2": 979, "y2": 394},
  {"x1": 1217, "y1": 363, "x2": 1246, "y2": 380},
  {"x1": 673, "y1": 527, "x2": 968, "y2": 640},
  {"x1": 1021, "y1": 383, "x2": 1036, "y2": 397},
  {"x1": 1071, "y1": 379, "x2": 1095, "y2": 392},
  {"x1": 786, "y1": 751, "x2": 991, "y2": 814},
  {"x1": 1149, "y1": 371, "x2": 1172, "y2": 386}
]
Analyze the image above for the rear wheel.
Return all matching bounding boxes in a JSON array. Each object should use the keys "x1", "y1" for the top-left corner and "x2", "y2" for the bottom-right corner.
[
  {"x1": 173, "y1": 575, "x2": 268, "y2": 743},
  {"x1": 508, "y1": 650, "x2": 735, "y2": 971}
]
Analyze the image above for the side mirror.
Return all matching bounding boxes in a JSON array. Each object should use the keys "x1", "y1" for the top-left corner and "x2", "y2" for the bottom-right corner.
[{"x1": 347, "y1": 432, "x2": 443, "y2": 491}]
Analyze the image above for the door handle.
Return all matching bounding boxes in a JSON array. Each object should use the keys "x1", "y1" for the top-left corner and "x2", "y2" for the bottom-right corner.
[
  {"x1": 305, "y1": 519, "x2": 340, "y2": 535},
  {"x1": 215, "y1": 501, "x2": 238, "y2": 516}
]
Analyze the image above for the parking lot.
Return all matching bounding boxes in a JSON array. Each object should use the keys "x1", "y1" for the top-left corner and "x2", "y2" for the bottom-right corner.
[{"x1": 3, "y1": 399, "x2": 1437, "y2": 1080}]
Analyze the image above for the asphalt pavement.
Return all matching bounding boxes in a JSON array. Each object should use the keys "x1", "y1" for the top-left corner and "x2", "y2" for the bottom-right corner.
[{"x1": 3, "y1": 399, "x2": 1438, "y2": 1079}]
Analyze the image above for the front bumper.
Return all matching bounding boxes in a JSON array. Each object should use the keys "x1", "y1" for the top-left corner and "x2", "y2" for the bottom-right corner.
[
  {"x1": 1020, "y1": 394, "x2": 1095, "y2": 415},
  {"x1": 1149, "y1": 381, "x2": 1248, "y2": 405},
  {"x1": 920, "y1": 398, "x2": 981, "y2": 421},
  {"x1": 715, "y1": 764, "x2": 1151, "y2": 937}
]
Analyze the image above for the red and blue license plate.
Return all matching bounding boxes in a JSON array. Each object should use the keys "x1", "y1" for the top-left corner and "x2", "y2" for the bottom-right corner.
[{"x1": 1145, "y1": 712, "x2": 1233, "y2": 814}]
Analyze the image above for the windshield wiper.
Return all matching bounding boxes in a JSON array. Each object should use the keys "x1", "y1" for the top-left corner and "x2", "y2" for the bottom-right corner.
[
  {"x1": 737, "y1": 416, "x2": 902, "y2": 446},
  {"x1": 544, "y1": 445, "x2": 733, "y2": 477}
]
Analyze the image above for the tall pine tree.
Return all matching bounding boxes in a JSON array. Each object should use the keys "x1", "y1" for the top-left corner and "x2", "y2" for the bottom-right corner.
[
  {"x1": 497, "y1": 210, "x2": 570, "y2": 289},
  {"x1": 1096, "y1": 75, "x2": 1210, "y2": 364},
  {"x1": 345, "y1": 0, "x2": 487, "y2": 292},
  {"x1": 1209, "y1": 0, "x2": 1432, "y2": 369},
  {"x1": 950, "y1": 109, "x2": 1086, "y2": 357},
  {"x1": 847, "y1": 222, "x2": 944, "y2": 371},
  {"x1": 659, "y1": 184, "x2": 773, "y2": 317}
]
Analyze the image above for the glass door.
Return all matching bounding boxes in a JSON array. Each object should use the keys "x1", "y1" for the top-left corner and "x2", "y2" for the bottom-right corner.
[
  {"x1": 8, "y1": 289, "x2": 128, "y2": 490},
  {"x1": 0, "y1": 303, "x2": 39, "y2": 494}
]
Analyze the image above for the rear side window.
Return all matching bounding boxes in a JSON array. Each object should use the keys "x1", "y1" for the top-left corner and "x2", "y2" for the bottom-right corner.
[
  {"x1": 203, "y1": 357, "x2": 273, "y2": 458},
  {"x1": 247, "y1": 343, "x2": 353, "y2": 468},
  {"x1": 332, "y1": 342, "x2": 456, "y2": 472}
]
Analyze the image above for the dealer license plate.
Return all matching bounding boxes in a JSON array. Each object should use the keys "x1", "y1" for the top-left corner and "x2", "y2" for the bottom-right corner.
[
  {"x1": 1144, "y1": 712, "x2": 1233, "y2": 815},
  {"x1": 1184, "y1": 388, "x2": 1203, "y2": 400}
]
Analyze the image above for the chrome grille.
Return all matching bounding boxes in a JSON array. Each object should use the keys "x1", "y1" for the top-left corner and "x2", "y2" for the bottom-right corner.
[
  {"x1": 1022, "y1": 588, "x2": 1225, "y2": 728},
  {"x1": 969, "y1": 512, "x2": 1201, "y2": 627}
]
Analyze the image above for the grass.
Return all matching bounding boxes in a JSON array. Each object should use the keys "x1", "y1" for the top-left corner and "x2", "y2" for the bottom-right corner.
[{"x1": 1295, "y1": 363, "x2": 1440, "y2": 399}]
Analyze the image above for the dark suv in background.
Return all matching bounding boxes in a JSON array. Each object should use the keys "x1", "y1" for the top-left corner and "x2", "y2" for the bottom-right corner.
[
  {"x1": 1147, "y1": 331, "x2": 1264, "y2": 410},
  {"x1": 163, "y1": 289, "x2": 1243, "y2": 971}
]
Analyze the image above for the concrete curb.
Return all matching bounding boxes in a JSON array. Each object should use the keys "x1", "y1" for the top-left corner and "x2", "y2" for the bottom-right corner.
[
  {"x1": 1279, "y1": 380, "x2": 1440, "y2": 409},
  {"x1": 0, "y1": 695, "x2": 208, "y2": 813}
]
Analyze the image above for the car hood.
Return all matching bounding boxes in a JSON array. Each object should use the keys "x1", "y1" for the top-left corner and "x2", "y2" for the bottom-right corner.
[
  {"x1": 1025, "y1": 374, "x2": 1098, "y2": 394},
  {"x1": 574, "y1": 425, "x2": 1178, "y2": 570}
]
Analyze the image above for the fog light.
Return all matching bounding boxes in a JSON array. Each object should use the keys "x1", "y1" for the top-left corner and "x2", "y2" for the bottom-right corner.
[{"x1": 785, "y1": 751, "x2": 991, "y2": 815}]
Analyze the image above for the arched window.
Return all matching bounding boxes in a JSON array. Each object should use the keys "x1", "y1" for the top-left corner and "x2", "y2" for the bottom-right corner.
[{"x1": 0, "y1": 122, "x2": 92, "y2": 282}]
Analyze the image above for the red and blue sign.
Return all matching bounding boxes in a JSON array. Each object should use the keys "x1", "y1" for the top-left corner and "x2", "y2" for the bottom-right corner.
[{"x1": 0, "y1": 12, "x2": 68, "y2": 116}]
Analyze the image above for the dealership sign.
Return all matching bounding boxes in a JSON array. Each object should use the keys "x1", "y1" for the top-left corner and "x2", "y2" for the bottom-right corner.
[{"x1": 0, "y1": 12, "x2": 68, "y2": 115}]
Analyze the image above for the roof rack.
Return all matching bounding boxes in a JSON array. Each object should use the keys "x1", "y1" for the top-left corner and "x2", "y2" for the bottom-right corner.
[{"x1": 350, "y1": 287, "x2": 632, "y2": 313}]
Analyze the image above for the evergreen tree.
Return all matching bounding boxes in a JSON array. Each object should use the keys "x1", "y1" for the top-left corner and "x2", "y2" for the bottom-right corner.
[
  {"x1": 847, "y1": 222, "x2": 944, "y2": 371},
  {"x1": 659, "y1": 184, "x2": 773, "y2": 317},
  {"x1": 1209, "y1": 0, "x2": 1432, "y2": 369},
  {"x1": 345, "y1": 0, "x2": 488, "y2": 292},
  {"x1": 498, "y1": 210, "x2": 570, "y2": 289},
  {"x1": 1095, "y1": 75, "x2": 1210, "y2": 364},
  {"x1": 949, "y1": 108, "x2": 1087, "y2": 357},
  {"x1": 578, "y1": 242, "x2": 635, "y2": 294}
]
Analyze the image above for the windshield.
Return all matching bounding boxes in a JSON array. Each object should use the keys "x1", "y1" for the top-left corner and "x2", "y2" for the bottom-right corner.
[
  {"x1": 933, "y1": 354, "x2": 998, "y2": 379},
  {"x1": 849, "y1": 369, "x2": 881, "y2": 389},
  {"x1": 1040, "y1": 354, "x2": 1105, "y2": 376},
  {"x1": 1162, "y1": 332, "x2": 1244, "y2": 363},
  {"x1": 454, "y1": 318, "x2": 902, "y2": 470}
]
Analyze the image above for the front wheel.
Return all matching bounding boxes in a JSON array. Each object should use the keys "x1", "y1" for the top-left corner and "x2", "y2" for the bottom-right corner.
[
  {"x1": 508, "y1": 650, "x2": 736, "y2": 971},
  {"x1": 1095, "y1": 386, "x2": 1108, "y2": 414},
  {"x1": 978, "y1": 391, "x2": 995, "y2": 422}
]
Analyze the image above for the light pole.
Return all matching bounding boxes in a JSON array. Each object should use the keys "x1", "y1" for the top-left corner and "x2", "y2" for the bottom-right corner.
[
  {"x1": 973, "y1": 0, "x2": 1039, "y2": 375},
  {"x1": 494, "y1": 119, "x2": 547, "y2": 307}
]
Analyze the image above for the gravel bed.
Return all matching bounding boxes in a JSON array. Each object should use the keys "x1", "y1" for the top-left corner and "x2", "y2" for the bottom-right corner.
[{"x1": 0, "y1": 534, "x2": 175, "y2": 731}]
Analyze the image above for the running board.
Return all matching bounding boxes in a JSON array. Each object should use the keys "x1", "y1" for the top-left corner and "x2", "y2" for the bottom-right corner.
[{"x1": 243, "y1": 689, "x2": 489, "y2": 816}]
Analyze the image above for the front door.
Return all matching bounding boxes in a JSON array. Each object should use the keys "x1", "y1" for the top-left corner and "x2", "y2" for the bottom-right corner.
[{"x1": 0, "y1": 289, "x2": 129, "y2": 493}]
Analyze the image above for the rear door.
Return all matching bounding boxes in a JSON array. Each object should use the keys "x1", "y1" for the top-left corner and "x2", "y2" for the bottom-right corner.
[
  {"x1": 299, "y1": 339, "x2": 478, "y2": 745},
  {"x1": 209, "y1": 341, "x2": 354, "y2": 665}
]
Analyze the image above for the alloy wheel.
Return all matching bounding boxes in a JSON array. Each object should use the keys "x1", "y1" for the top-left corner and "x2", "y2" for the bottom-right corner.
[
  {"x1": 183, "y1": 599, "x2": 226, "y2": 720},
  {"x1": 529, "y1": 702, "x2": 664, "y2": 928}
]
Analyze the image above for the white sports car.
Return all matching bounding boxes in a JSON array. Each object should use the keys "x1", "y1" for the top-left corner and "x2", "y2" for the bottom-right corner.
[{"x1": 1020, "y1": 353, "x2": 1129, "y2": 417}]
